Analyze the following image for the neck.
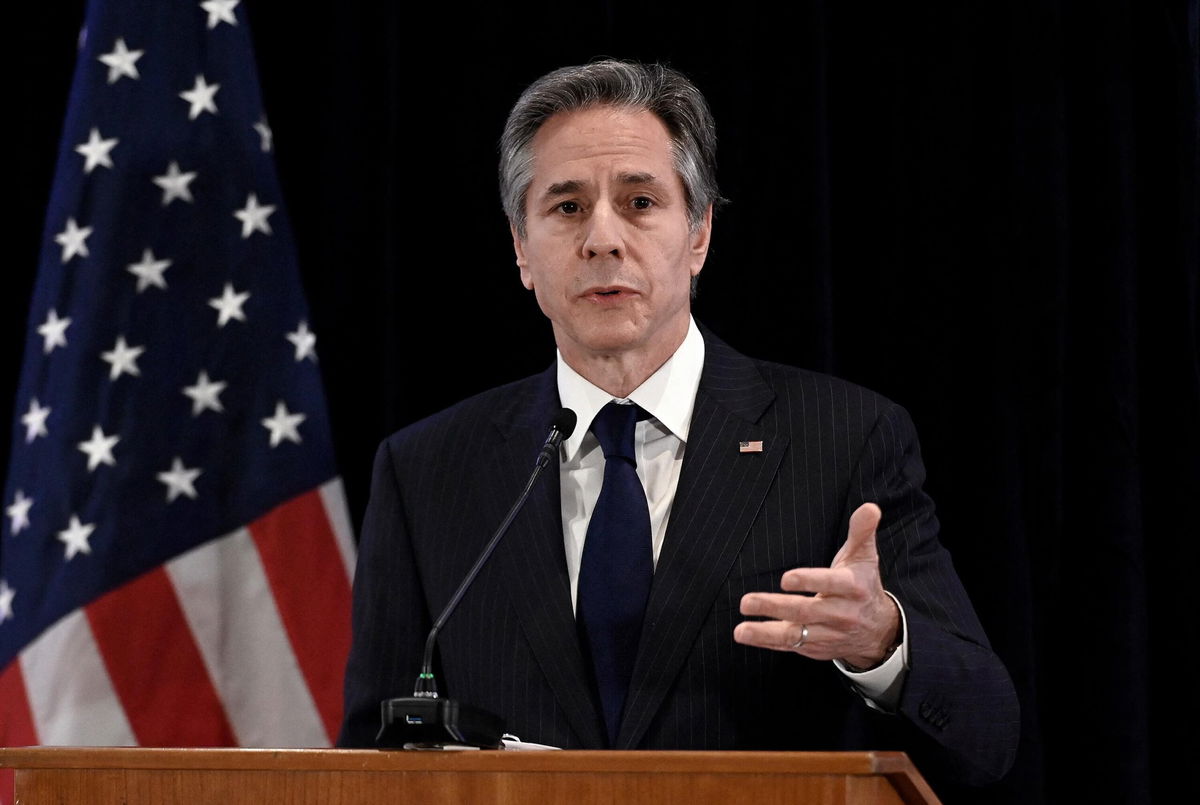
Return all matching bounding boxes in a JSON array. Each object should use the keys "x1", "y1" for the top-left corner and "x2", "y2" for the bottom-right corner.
[
  {"x1": 558, "y1": 323, "x2": 689, "y2": 400},
  {"x1": 563, "y1": 355, "x2": 658, "y2": 399}
]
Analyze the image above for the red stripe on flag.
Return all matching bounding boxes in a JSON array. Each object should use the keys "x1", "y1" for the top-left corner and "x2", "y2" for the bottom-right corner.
[
  {"x1": 0, "y1": 661, "x2": 38, "y2": 805},
  {"x1": 0, "y1": 659, "x2": 38, "y2": 746},
  {"x1": 248, "y1": 488, "x2": 352, "y2": 743},
  {"x1": 86, "y1": 567, "x2": 236, "y2": 746}
]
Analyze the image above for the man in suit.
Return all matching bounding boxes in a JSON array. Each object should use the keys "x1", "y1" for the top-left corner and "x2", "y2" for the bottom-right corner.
[{"x1": 338, "y1": 59, "x2": 1019, "y2": 790}]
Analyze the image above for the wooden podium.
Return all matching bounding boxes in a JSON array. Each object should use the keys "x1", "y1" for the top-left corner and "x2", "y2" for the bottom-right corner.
[{"x1": 1, "y1": 747, "x2": 942, "y2": 804}]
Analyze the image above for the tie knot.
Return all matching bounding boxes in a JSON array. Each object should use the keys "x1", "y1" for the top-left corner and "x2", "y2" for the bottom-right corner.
[{"x1": 590, "y1": 401, "x2": 641, "y2": 461}]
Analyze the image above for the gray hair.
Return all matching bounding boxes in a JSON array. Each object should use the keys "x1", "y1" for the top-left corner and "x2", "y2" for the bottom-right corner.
[{"x1": 499, "y1": 59, "x2": 723, "y2": 239}]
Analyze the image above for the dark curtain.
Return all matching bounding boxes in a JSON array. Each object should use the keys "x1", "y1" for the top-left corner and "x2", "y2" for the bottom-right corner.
[{"x1": 11, "y1": 2, "x2": 1198, "y2": 802}]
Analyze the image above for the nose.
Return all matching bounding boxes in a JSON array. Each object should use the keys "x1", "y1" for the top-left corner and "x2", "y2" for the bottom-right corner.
[{"x1": 581, "y1": 202, "x2": 623, "y2": 259}]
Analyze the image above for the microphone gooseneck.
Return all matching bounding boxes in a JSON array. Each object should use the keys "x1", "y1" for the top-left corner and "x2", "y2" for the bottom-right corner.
[{"x1": 411, "y1": 407, "x2": 577, "y2": 701}]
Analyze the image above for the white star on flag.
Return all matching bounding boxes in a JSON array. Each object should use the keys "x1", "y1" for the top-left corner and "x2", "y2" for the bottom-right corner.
[
  {"x1": 98, "y1": 37, "x2": 144, "y2": 84},
  {"x1": 233, "y1": 193, "x2": 275, "y2": 238},
  {"x1": 208, "y1": 283, "x2": 250, "y2": 327},
  {"x1": 262, "y1": 401, "x2": 306, "y2": 447},
  {"x1": 0, "y1": 580, "x2": 14, "y2": 623},
  {"x1": 127, "y1": 248, "x2": 172, "y2": 292},
  {"x1": 37, "y1": 308, "x2": 72, "y2": 354},
  {"x1": 55, "y1": 217, "x2": 93, "y2": 263},
  {"x1": 152, "y1": 161, "x2": 197, "y2": 205},
  {"x1": 78, "y1": 425, "x2": 120, "y2": 472},
  {"x1": 201, "y1": 0, "x2": 240, "y2": 29},
  {"x1": 287, "y1": 321, "x2": 318, "y2": 362},
  {"x1": 75, "y1": 127, "x2": 120, "y2": 174},
  {"x1": 254, "y1": 117, "x2": 273, "y2": 152},
  {"x1": 21, "y1": 398, "x2": 51, "y2": 443},
  {"x1": 180, "y1": 74, "x2": 220, "y2": 120},
  {"x1": 157, "y1": 457, "x2": 202, "y2": 502},
  {"x1": 57, "y1": 515, "x2": 96, "y2": 560},
  {"x1": 182, "y1": 370, "x2": 228, "y2": 415},
  {"x1": 6, "y1": 490, "x2": 33, "y2": 535},
  {"x1": 101, "y1": 335, "x2": 145, "y2": 379}
]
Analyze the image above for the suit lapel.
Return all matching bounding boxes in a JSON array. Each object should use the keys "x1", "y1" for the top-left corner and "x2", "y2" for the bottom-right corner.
[
  {"x1": 486, "y1": 369, "x2": 607, "y2": 747},
  {"x1": 617, "y1": 331, "x2": 788, "y2": 748}
]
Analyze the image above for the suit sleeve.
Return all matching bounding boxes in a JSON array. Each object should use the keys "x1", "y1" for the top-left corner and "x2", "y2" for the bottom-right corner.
[
  {"x1": 847, "y1": 402, "x2": 1020, "y2": 786},
  {"x1": 336, "y1": 437, "x2": 430, "y2": 747}
]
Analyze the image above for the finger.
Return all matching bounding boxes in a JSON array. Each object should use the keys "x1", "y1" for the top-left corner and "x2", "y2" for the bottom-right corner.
[
  {"x1": 779, "y1": 567, "x2": 859, "y2": 597},
  {"x1": 733, "y1": 619, "x2": 815, "y2": 653},
  {"x1": 743, "y1": 589, "x2": 866, "y2": 628},
  {"x1": 833, "y1": 502, "x2": 882, "y2": 567},
  {"x1": 739, "y1": 592, "x2": 815, "y2": 621}
]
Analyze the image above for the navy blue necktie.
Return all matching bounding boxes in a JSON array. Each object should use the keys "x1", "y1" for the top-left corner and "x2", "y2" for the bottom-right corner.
[{"x1": 577, "y1": 401, "x2": 653, "y2": 746}]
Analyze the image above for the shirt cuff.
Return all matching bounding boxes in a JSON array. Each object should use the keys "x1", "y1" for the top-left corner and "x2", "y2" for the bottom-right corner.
[{"x1": 832, "y1": 590, "x2": 909, "y2": 712}]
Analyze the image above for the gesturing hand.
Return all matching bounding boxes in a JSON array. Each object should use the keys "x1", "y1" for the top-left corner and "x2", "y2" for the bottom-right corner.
[{"x1": 733, "y1": 503, "x2": 901, "y2": 670}]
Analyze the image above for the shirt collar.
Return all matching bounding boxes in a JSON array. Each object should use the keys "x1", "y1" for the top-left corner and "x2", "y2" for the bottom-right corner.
[{"x1": 557, "y1": 316, "x2": 705, "y2": 461}]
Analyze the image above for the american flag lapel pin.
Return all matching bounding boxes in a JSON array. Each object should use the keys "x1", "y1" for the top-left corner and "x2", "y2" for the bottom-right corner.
[{"x1": 739, "y1": 440, "x2": 764, "y2": 453}]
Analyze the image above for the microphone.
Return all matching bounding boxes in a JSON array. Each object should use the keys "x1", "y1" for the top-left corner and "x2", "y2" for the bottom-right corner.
[{"x1": 377, "y1": 407, "x2": 577, "y2": 749}]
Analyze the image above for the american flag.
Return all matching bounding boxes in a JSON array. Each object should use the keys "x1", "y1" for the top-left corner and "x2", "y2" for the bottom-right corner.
[{"x1": 0, "y1": 0, "x2": 355, "y2": 776}]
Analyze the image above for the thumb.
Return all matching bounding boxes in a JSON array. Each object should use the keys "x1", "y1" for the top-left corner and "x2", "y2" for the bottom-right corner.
[{"x1": 832, "y1": 502, "x2": 883, "y2": 567}]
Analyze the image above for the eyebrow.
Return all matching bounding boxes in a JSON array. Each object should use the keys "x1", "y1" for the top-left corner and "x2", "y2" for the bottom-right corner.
[{"x1": 541, "y1": 172, "x2": 666, "y2": 199}]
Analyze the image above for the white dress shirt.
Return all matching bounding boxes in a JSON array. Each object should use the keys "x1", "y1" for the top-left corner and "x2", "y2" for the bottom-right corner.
[{"x1": 555, "y1": 316, "x2": 908, "y2": 708}]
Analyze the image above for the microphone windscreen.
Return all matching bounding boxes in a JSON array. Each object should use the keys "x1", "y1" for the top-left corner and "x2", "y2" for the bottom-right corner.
[{"x1": 551, "y1": 407, "x2": 577, "y2": 439}]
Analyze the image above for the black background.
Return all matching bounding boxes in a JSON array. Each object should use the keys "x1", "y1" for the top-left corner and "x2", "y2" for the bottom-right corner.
[{"x1": 11, "y1": 2, "x2": 1199, "y2": 803}]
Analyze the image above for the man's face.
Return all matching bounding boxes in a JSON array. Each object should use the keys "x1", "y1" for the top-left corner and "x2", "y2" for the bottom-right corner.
[{"x1": 512, "y1": 106, "x2": 712, "y2": 370}]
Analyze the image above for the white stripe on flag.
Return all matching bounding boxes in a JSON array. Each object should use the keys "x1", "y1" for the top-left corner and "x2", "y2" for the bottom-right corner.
[
  {"x1": 20, "y1": 610, "x2": 137, "y2": 745},
  {"x1": 166, "y1": 527, "x2": 328, "y2": 747},
  {"x1": 320, "y1": 477, "x2": 357, "y2": 581}
]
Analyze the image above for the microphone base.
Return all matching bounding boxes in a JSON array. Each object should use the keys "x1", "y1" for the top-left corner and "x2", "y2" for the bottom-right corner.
[{"x1": 377, "y1": 697, "x2": 506, "y2": 749}]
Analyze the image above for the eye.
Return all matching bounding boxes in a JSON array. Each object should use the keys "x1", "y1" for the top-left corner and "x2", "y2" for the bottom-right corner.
[
  {"x1": 631, "y1": 196, "x2": 654, "y2": 210},
  {"x1": 556, "y1": 201, "x2": 581, "y2": 215}
]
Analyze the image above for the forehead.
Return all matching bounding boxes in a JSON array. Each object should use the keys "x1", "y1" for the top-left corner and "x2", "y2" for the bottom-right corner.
[{"x1": 529, "y1": 106, "x2": 678, "y2": 186}]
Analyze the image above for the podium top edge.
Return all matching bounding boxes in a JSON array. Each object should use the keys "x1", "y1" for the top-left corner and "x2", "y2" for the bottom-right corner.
[{"x1": 0, "y1": 746, "x2": 914, "y2": 774}]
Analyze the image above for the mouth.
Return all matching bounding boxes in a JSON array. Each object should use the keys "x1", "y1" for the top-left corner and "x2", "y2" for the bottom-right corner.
[{"x1": 584, "y1": 285, "x2": 636, "y2": 299}]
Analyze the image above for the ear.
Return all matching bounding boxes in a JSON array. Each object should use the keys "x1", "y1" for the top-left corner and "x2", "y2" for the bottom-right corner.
[
  {"x1": 688, "y1": 204, "x2": 713, "y2": 277},
  {"x1": 511, "y1": 221, "x2": 533, "y2": 290}
]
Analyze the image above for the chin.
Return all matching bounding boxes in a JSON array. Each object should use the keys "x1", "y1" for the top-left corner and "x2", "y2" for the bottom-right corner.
[{"x1": 595, "y1": 315, "x2": 651, "y2": 342}]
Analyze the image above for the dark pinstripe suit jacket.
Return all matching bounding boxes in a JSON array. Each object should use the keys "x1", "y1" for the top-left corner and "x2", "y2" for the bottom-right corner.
[{"x1": 338, "y1": 327, "x2": 1019, "y2": 788}]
